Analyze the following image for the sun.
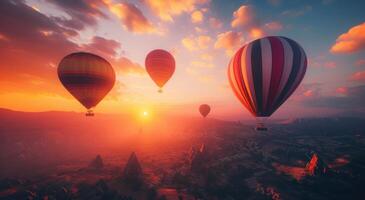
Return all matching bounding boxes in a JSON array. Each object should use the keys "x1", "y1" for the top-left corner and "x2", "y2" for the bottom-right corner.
[{"x1": 143, "y1": 111, "x2": 149, "y2": 117}]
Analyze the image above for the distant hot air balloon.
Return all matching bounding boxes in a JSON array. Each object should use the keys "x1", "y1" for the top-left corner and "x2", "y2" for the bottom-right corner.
[
  {"x1": 228, "y1": 36, "x2": 307, "y2": 131},
  {"x1": 58, "y1": 52, "x2": 116, "y2": 116},
  {"x1": 199, "y1": 104, "x2": 211, "y2": 118},
  {"x1": 145, "y1": 49, "x2": 175, "y2": 93}
]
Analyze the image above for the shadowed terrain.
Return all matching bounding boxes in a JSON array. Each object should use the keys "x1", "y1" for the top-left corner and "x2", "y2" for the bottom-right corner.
[{"x1": 0, "y1": 109, "x2": 364, "y2": 199}]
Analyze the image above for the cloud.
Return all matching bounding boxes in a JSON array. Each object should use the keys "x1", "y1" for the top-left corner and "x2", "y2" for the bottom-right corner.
[
  {"x1": 200, "y1": 53, "x2": 213, "y2": 61},
  {"x1": 0, "y1": 0, "x2": 143, "y2": 97},
  {"x1": 330, "y1": 22, "x2": 365, "y2": 53},
  {"x1": 281, "y1": 5, "x2": 312, "y2": 17},
  {"x1": 230, "y1": 5, "x2": 271, "y2": 40},
  {"x1": 209, "y1": 17, "x2": 223, "y2": 29},
  {"x1": 231, "y1": 5, "x2": 255, "y2": 28},
  {"x1": 47, "y1": 0, "x2": 107, "y2": 30},
  {"x1": 355, "y1": 59, "x2": 365, "y2": 66},
  {"x1": 214, "y1": 31, "x2": 243, "y2": 56},
  {"x1": 249, "y1": 27, "x2": 264, "y2": 39},
  {"x1": 105, "y1": 1, "x2": 156, "y2": 34},
  {"x1": 191, "y1": 60, "x2": 214, "y2": 68},
  {"x1": 350, "y1": 70, "x2": 365, "y2": 82},
  {"x1": 323, "y1": 61, "x2": 336, "y2": 68},
  {"x1": 336, "y1": 87, "x2": 348, "y2": 96},
  {"x1": 191, "y1": 10, "x2": 204, "y2": 23},
  {"x1": 303, "y1": 85, "x2": 365, "y2": 111},
  {"x1": 81, "y1": 36, "x2": 121, "y2": 59},
  {"x1": 114, "y1": 57, "x2": 146, "y2": 76},
  {"x1": 181, "y1": 35, "x2": 212, "y2": 51},
  {"x1": 264, "y1": 21, "x2": 283, "y2": 31},
  {"x1": 143, "y1": 0, "x2": 208, "y2": 22}
]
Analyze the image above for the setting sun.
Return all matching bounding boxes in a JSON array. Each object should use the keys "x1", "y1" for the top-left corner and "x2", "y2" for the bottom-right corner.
[{"x1": 143, "y1": 111, "x2": 148, "y2": 117}]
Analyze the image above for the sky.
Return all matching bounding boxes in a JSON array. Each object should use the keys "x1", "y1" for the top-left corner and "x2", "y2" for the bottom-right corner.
[{"x1": 0, "y1": 0, "x2": 364, "y2": 120}]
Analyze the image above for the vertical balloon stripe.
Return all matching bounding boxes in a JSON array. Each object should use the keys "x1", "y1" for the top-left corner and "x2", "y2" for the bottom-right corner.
[
  {"x1": 228, "y1": 55, "x2": 253, "y2": 114},
  {"x1": 267, "y1": 36, "x2": 284, "y2": 115},
  {"x1": 287, "y1": 46, "x2": 307, "y2": 97},
  {"x1": 242, "y1": 43, "x2": 258, "y2": 113},
  {"x1": 272, "y1": 38, "x2": 293, "y2": 108},
  {"x1": 238, "y1": 45, "x2": 257, "y2": 114},
  {"x1": 260, "y1": 38, "x2": 272, "y2": 114},
  {"x1": 251, "y1": 40, "x2": 264, "y2": 115},
  {"x1": 233, "y1": 47, "x2": 255, "y2": 114},
  {"x1": 272, "y1": 38, "x2": 303, "y2": 113}
]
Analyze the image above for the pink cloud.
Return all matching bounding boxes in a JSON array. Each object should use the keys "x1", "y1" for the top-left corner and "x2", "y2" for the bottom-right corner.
[
  {"x1": 330, "y1": 22, "x2": 365, "y2": 53},
  {"x1": 324, "y1": 61, "x2": 336, "y2": 68},
  {"x1": 350, "y1": 70, "x2": 365, "y2": 82},
  {"x1": 209, "y1": 17, "x2": 223, "y2": 29},
  {"x1": 336, "y1": 87, "x2": 348, "y2": 96}
]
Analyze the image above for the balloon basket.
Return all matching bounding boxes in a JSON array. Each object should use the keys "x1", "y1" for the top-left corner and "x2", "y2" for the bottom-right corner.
[
  {"x1": 158, "y1": 88, "x2": 163, "y2": 93},
  {"x1": 85, "y1": 110, "x2": 94, "y2": 117}
]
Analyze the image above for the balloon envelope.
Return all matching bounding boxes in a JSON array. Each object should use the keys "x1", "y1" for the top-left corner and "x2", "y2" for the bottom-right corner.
[
  {"x1": 58, "y1": 52, "x2": 115, "y2": 110},
  {"x1": 228, "y1": 36, "x2": 307, "y2": 117},
  {"x1": 199, "y1": 104, "x2": 211, "y2": 118},
  {"x1": 145, "y1": 49, "x2": 175, "y2": 90}
]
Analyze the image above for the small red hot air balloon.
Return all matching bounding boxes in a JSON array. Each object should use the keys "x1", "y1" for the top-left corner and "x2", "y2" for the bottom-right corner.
[
  {"x1": 228, "y1": 36, "x2": 307, "y2": 131},
  {"x1": 145, "y1": 49, "x2": 175, "y2": 93},
  {"x1": 58, "y1": 52, "x2": 115, "y2": 116},
  {"x1": 199, "y1": 104, "x2": 211, "y2": 118}
]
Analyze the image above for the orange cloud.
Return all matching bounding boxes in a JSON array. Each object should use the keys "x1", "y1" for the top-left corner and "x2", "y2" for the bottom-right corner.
[
  {"x1": 191, "y1": 10, "x2": 204, "y2": 23},
  {"x1": 330, "y1": 22, "x2": 365, "y2": 53},
  {"x1": 144, "y1": 0, "x2": 208, "y2": 22},
  {"x1": 214, "y1": 31, "x2": 243, "y2": 56},
  {"x1": 181, "y1": 35, "x2": 211, "y2": 51},
  {"x1": 105, "y1": 1, "x2": 156, "y2": 33},
  {"x1": 114, "y1": 57, "x2": 146, "y2": 76},
  {"x1": 231, "y1": 5, "x2": 255, "y2": 28},
  {"x1": 249, "y1": 27, "x2": 264, "y2": 39},
  {"x1": 303, "y1": 89, "x2": 314, "y2": 97},
  {"x1": 350, "y1": 70, "x2": 365, "y2": 82}
]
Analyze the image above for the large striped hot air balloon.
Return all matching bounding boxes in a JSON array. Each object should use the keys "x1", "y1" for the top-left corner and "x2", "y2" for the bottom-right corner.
[
  {"x1": 58, "y1": 52, "x2": 115, "y2": 116},
  {"x1": 199, "y1": 104, "x2": 211, "y2": 118},
  {"x1": 228, "y1": 36, "x2": 307, "y2": 130},
  {"x1": 145, "y1": 49, "x2": 175, "y2": 93}
]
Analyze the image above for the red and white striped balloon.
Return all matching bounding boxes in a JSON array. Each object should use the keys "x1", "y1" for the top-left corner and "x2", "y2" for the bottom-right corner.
[
  {"x1": 228, "y1": 36, "x2": 307, "y2": 117},
  {"x1": 145, "y1": 49, "x2": 175, "y2": 92}
]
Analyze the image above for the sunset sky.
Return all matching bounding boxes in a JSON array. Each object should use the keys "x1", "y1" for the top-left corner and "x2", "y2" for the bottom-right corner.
[{"x1": 0, "y1": 0, "x2": 364, "y2": 120}]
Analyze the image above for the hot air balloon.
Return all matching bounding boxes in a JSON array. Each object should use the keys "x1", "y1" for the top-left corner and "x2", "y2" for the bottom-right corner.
[
  {"x1": 145, "y1": 49, "x2": 175, "y2": 93},
  {"x1": 199, "y1": 104, "x2": 210, "y2": 118},
  {"x1": 58, "y1": 52, "x2": 116, "y2": 116},
  {"x1": 227, "y1": 36, "x2": 307, "y2": 131}
]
